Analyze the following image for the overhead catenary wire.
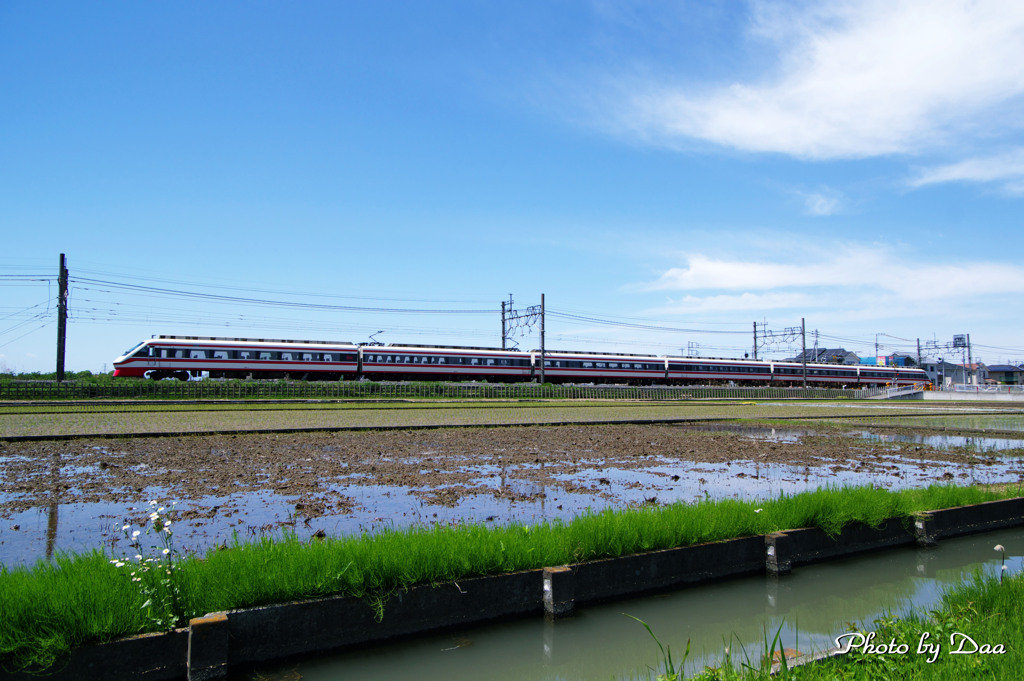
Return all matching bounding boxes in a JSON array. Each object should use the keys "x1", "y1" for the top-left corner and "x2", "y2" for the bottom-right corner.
[{"x1": 70, "y1": 277, "x2": 494, "y2": 315}]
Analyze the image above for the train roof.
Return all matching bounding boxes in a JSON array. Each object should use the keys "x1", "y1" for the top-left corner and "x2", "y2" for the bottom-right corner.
[
  {"x1": 151, "y1": 335, "x2": 356, "y2": 346},
  {"x1": 378, "y1": 343, "x2": 523, "y2": 352},
  {"x1": 535, "y1": 348, "x2": 662, "y2": 359}
]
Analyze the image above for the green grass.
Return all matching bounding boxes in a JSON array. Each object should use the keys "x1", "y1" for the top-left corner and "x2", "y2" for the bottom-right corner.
[{"x1": 1, "y1": 484, "x2": 1020, "y2": 673}]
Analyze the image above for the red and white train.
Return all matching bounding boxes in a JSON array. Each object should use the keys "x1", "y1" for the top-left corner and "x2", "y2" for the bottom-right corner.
[{"x1": 113, "y1": 335, "x2": 928, "y2": 387}]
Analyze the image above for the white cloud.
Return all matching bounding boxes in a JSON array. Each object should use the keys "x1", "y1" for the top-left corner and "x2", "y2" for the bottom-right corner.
[
  {"x1": 638, "y1": 247, "x2": 1024, "y2": 303},
  {"x1": 909, "y1": 148, "x2": 1024, "y2": 193},
  {"x1": 797, "y1": 189, "x2": 842, "y2": 216},
  {"x1": 648, "y1": 291, "x2": 813, "y2": 315},
  {"x1": 621, "y1": 0, "x2": 1024, "y2": 159}
]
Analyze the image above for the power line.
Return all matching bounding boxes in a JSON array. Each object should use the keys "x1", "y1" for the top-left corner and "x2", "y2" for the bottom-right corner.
[
  {"x1": 73, "y1": 266, "x2": 491, "y2": 305},
  {"x1": 547, "y1": 310, "x2": 748, "y2": 334},
  {"x1": 70, "y1": 277, "x2": 494, "y2": 315}
]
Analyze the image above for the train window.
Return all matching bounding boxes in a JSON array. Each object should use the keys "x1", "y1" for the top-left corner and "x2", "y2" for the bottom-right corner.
[
  {"x1": 239, "y1": 351, "x2": 251, "y2": 360},
  {"x1": 190, "y1": 350, "x2": 207, "y2": 359},
  {"x1": 608, "y1": 363, "x2": 619, "y2": 369},
  {"x1": 213, "y1": 351, "x2": 229, "y2": 360},
  {"x1": 259, "y1": 352, "x2": 271, "y2": 360},
  {"x1": 322, "y1": 354, "x2": 331, "y2": 362},
  {"x1": 582, "y1": 362, "x2": 593, "y2": 368},
  {"x1": 438, "y1": 357, "x2": 446, "y2": 364},
  {"x1": 596, "y1": 362, "x2": 606, "y2": 369},
  {"x1": 471, "y1": 358, "x2": 480, "y2": 365}
]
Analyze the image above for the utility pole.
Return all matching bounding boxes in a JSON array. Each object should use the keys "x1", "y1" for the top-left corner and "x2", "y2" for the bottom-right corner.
[
  {"x1": 539, "y1": 293, "x2": 545, "y2": 384},
  {"x1": 752, "y1": 322, "x2": 758, "y2": 360},
  {"x1": 56, "y1": 253, "x2": 69, "y2": 382},
  {"x1": 917, "y1": 338, "x2": 922, "y2": 368},
  {"x1": 967, "y1": 333, "x2": 974, "y2": 385},
  {"x1": 801, "y1": 317, "x2": 807, "y2": 388},
  {"x1": 500, "y1": 294, "x2": 513, "y2": 350}
]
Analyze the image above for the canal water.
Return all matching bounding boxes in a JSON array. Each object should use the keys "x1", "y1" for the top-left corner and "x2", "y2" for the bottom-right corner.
[{"x1": 233, "y1": 526, "x2": 1024, "y2": 681}]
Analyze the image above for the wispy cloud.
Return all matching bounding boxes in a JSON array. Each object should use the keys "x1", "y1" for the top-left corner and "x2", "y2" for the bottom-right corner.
[
  {"x1": 909, "y1": 148, "x2": 1024, "y2": 193},
  {"x1": 637, "y1": 247, "x2": 1024, "y2": 305},
  {"x1": 617, "y1": 0, "x2": 1024, "y2": 160},
  {"x1": 796, "y1": 188, "x2": 843, "y2": 216}
]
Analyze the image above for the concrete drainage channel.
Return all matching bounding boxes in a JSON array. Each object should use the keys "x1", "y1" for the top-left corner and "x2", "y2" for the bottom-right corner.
[{"x1": 5, "y1": 498, "x2": 1023, "y2": 681}]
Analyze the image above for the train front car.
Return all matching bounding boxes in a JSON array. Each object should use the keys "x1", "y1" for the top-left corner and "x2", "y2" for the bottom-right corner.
[
  {"x1": 112, "y1": 339, "x2": 160, "y2": 377},
  {"x1": 114, "y1": 336, "x2": 361, "y2": 380}
]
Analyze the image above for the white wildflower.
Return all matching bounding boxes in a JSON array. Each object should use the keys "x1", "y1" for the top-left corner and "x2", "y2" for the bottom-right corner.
[
  {"x1": 132, "y1": 530, "x2": 141, "y2": 538},
  {"x1": 162, "y1": 548, "x2": 170, "y2": 555},
  {"x1": 995, "y1": 544, "x2": 1005, "y2": 552}
]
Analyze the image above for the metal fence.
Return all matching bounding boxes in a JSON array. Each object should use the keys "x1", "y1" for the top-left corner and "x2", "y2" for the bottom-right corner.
[
  {"x1": 0, "y1": 380, "x2": 887, "y2": 402},
  {"x1": 952, "y1": 384, "x2": 1024, "y2": 394}
]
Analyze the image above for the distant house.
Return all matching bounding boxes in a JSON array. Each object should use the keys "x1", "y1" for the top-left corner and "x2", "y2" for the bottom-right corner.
[
  {"x1": 986, "y1": 364, "x2": 1024, "y2": 385},
  {"x1": 787, "y1": 348, "x2": 860, "y2": 364},
  {"x1": 922, "y1": 360, "x2": 988, "y2": 387}
]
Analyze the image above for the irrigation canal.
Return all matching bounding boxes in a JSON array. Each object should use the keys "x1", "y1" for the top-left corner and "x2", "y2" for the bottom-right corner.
[{"x1": 234, "y1": 526, "x2": 1024, "y2": 681}]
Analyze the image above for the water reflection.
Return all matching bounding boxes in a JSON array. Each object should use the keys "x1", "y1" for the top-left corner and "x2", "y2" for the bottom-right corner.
[
  {"x1": 236, "y1": 528, "x2": 1024, "y2": 681},
  {"x1": 45, "y1": 454, "x2": 59, "y2": 560},
  {"x1": 686, "y1": 423, "x2": 1024, "y2": 451}
]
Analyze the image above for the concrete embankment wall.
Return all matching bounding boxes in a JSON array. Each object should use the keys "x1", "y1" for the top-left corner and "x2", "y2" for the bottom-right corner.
[
  {"x1": 5, "y1": 498, "x2": 1023, "y2": 681},
  {"x1": 923, "y1": 391, "x2": 1024, "y2": 402}
]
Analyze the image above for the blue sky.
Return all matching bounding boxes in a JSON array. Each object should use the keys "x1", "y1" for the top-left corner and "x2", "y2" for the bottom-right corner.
[{"x1": 3, "y1": 0, "x2": 1024, "y2": 373}]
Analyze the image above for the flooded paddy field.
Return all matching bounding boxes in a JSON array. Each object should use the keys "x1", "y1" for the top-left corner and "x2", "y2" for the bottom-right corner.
[
  {"x1": 2, "y1": 398, "x2": 1023, "y2": 439},
  {"x1": 3, "y1": 414, "x2": 1024, "y2": 567}
]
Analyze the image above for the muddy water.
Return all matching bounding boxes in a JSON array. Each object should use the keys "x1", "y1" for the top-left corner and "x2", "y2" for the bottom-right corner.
[
  {"x1": 233, "y1": 527, "x2": 1024, "y2": 681},
  {"x1": 3, "y1": 424, "x2": 1024, "y2": 566}
]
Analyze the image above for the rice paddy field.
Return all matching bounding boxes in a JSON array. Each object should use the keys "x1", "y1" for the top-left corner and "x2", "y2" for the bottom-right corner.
[
  {"x1": 2, "y1": 398, "x2": 1023, "y2": 439},
  {"x1": 2, "y1": 395, "x2": 1024, "y2": 674},
  {"x1": 2, "y1": 398, "x2": 1024, "y2": 566}
]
